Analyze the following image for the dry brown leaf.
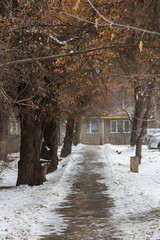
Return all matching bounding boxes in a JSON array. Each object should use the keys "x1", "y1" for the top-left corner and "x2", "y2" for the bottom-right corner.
[
  {"x1": 74, "y1": 0, "x2": 81, "y2": 10},
  {"x1": 95, "y1": 18, "x2": 98, "y2": 29},
  {"x1": 139, "y1": 41, "x2": 143, "y2": 52}
]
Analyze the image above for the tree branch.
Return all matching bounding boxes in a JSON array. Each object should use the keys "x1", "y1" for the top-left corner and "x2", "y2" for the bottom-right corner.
[
  {"x1": 0, "y1": 44, "x2": 158, "y2": 69},
  {"x1": 0, "y1": 24, "x2": 66, "y2": 39},
  {"x1": 0, "y1": 45, "x2": 126, "y2": 68},
  {"x1": 86, "y1": 0, "x2": 160, "y2": 36}
]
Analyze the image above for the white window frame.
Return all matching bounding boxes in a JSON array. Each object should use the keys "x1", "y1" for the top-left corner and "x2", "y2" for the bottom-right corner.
[
  {"x1": 86, "y1": 120, "x2": 98, "y2": 134},
  {"x1": 110, "y1": 120, "x2": 130, "y2": 133}
]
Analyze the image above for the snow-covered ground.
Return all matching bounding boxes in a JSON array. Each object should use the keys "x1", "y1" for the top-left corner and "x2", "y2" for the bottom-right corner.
[
  {"x1": 0, "y1": 144, "x2": 160, "y2": 240},
  {"x1": 101, "y1": 144, "x2": 160, "y2": 240}
]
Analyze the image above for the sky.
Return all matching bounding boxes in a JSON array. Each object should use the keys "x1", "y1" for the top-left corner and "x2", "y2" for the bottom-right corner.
[{"x1": 0, "y1": 144, "x2": 160, "y2": 240}]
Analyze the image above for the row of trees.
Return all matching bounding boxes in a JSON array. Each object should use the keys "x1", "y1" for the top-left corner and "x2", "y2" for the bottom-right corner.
[{"x1": 0, "y1": 0, "x2": 159, "y2": 185}]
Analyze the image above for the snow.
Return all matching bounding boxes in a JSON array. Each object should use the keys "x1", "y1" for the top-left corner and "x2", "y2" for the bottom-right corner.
[
  {"x1": 48, "y1": 33, "x2": 67, "y2": 45},
  {"x1": 100, "y1": 144, "x2": 160, "y2": 239},
  {"x1": 0, "y1": 144, "x2": 160, "y2": 239}
]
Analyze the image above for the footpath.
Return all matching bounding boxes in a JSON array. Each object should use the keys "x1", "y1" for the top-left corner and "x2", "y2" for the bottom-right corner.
[{"x1": 41, "y1": 145, "x2": 121, "y2": 240}]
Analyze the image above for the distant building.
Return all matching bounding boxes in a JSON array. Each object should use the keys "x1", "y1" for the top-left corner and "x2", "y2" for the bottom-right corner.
[
  {"x1": 80, "y1": 116, "x2": 131, "y2": 145},
  {"x1": 6, "y1": 106, "x2": 160, "y2": 153}
]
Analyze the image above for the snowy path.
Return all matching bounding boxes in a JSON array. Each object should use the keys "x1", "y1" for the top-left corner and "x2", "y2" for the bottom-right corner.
[{"x1": 41, "y1": 145, "x2": 121, "y2": 240}]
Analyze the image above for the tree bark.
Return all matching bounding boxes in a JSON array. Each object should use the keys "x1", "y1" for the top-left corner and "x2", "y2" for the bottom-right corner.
[
  {"x1": 130, "y1": 105, "x2": 140, "y2": 146},
  {"x1": 130, "y1": 84, "x2": 144, "y2": 146},
  {"x1": 41, "y1": 117, "x2": 59, "y2": 173},
  {"x1": 136, "y1": 115, "x2": 150, "y2": 164},
  {"x1": 0, "y1": 108, "x2": 8, "y2": 161},
  {"x1": 61, "y1": 116, "x2": 75, "y2": 157},
  {"x1": 135, "y1": 81, "x2": 155, "y2": 163},
  {"x1": 73, "y1": 118, "x2": 81, "y2": 146},
  {"x1": 135, "y1": 138, "x2": 143, "y2": 164},
  {"x1": 16, "y1": 109, "x2": 44, "y2": 186}
]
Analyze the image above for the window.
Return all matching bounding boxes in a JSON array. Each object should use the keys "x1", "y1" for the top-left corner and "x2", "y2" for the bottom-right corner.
[
  {"x1": 86, "y1": 120, "x2": 98, "y2": 134},
  {"x1": 110, "y1": 120, "x2": 130, "y2": 133}
]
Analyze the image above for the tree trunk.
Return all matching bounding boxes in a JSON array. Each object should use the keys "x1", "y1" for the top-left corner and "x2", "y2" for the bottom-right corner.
[
  {"x1": 135, "y1": 137, "x2": 143, "y2": 164},
  {"x1": 41, "y1": 118, "x2": 59, "y2": 173},
  {"x1": 61, "y1": 116, "x2": 75, "y2": 157},
  {"x1": 0, "y1": 108, "x2": 8, "y2": 161},
  {"x1": 130, "y1": 91, "x2": 144, "y2": 146},
  {"x1": 130, "y1": 107, "x2": 139, "y2": 146},
  {"x1": 16, "y1": 109, "x2": 44, "y2": 186},
  {"x1": 73, "y1": 118, "x2": 81, "y2": 146},
  {"x1": 135, "y1": 81, "x2": 155, "y2": 164},
  {"x1": 136, "y1": 116, "x2": 149, "y2": 164}
]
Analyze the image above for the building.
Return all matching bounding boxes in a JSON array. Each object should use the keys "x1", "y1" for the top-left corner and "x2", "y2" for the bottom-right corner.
[{"x1": 80, "y1": 115, "x2": 131, "y2": 145}]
